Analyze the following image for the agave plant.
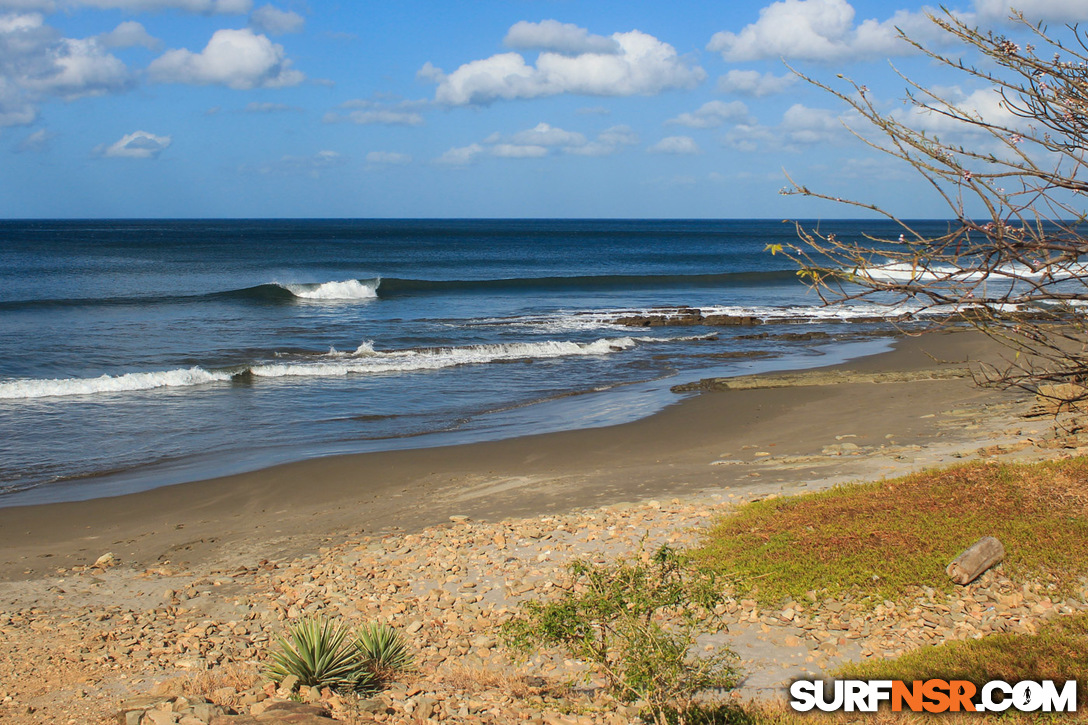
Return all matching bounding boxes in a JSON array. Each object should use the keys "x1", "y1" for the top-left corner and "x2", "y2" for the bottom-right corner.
[
  {"x1": 354, "y1": 621, "x2": 413, "y2": 680},
  {"x1": 266, "y1": 616, "x2": 373, "y2": 692}
]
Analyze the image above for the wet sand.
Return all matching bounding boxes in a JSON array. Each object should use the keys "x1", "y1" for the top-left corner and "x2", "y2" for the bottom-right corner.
[{"x1": 0, "y1": 328, "x2": 1037, "y2": 582}]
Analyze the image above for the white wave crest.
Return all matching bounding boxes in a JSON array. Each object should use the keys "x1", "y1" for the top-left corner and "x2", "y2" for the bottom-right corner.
[
  {"x1": 694, "y1": 303, "x2": 926, "y2": 321},
  {"x1": 0, "y1": 367, "x2": 232, "y2": 400},
  {"x1": 857, "y1": 262, "x2": 1088, "y2": 284},
  {"x1": 250, "y1": 337, "x2": 637, "y2": 380},
  {"x1": 282, "y1": 279, "x2": 379, "y2": 301},
  {"x1": 471, "y1": 304, "x2": 934, "y2": 330},
  {"x1": 325, "y1": 340, "x2": 378, "y2": 358},
  {"x1": 0, "y1": 336, "x2": 651, "y2": 401}
]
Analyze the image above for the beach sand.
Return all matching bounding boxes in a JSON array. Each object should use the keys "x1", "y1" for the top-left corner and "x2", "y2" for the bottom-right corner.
[
  {"x1": 0, "y1": 329, "x2": 1035, "y2": 583},
  {"x1": 1, "y1": 328, "x2": 1079, "y2": 723}
]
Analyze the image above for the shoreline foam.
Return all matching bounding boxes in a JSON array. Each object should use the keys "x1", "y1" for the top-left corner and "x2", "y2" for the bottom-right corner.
[
  {"x1": 0, "y1": 328, "x2": 1037, "y2": 582},
  {"x1": 2, "y1": 328, "x2": 1084, "y2": 723}
]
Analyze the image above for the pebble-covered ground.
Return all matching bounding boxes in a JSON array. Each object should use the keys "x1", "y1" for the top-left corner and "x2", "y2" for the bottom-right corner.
[{"x1": 3, "y1": 475, "x2": 1087, "y2": 724}]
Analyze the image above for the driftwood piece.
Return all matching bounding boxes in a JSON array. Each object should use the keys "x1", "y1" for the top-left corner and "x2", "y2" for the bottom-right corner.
[{"x1": 946, "y1": 536, "x2": 1006, "y2": 585}]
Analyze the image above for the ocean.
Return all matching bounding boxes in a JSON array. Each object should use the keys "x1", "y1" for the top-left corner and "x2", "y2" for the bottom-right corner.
[{"x1": 0, "y1": 218, "x2": 941, "y2": 506}]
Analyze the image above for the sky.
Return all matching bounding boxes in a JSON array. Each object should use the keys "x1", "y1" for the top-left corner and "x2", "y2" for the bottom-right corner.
[{"x1": 0, "y1": 0, "x2": 1081, "y2": 218}]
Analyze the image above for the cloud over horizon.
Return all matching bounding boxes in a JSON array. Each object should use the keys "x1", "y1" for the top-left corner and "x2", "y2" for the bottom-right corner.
[
  {"x1": 425, "y1": 23, "x2": 705, "y2": 106},
  {"x1": 0, "y1": 12, "x2": 133, "y2": 127},
  {"x1": 666, "y1": 100, "x2": 750, "y2": 128},
  {"x1": 249, "y1": 4, "x2": 304, "y2": 35},
  {"x1": 148, "y1": 28, "x2": 303, "y2": 89},
  {"x1": 648, "y1": 135, "x2": 700, "y2": 154},
  {"x1": 707, "y1": 0, "x2": 933, "y2": 62},
  {"x1": 95, "y1": 129, "x2": 171, "y2": 158},
  {"x1": 436, "y1": 121, "x2": 639, "y2": 164}
]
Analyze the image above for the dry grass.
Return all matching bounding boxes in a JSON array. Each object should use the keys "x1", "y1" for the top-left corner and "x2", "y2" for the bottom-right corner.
[
  {"x1": 436, "y1": 665, "x2": 555, "y2": 699},
  {"x1": 179, "y1": 662, "x2": 261, "y2": 707},
  {"x1": 692, "y1": 458, "x2": 1088, "y2": 605}
]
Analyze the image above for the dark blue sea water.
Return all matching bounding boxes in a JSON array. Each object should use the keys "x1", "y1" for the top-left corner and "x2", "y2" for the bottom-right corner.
[{"x1": 0, "y1": 219, "x2": 940, "y2": 506}]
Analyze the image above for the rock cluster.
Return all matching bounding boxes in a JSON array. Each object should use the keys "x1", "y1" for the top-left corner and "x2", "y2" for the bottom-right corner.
[{"x1": 3, "y1": 412, "x2": 1088, "y2": 723}]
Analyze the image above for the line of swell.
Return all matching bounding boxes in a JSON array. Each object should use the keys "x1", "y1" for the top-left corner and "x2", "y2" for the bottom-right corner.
[
  {"x1": 375, "y1": 270, "x2": 797, "y2": 296},
  {"x1": 0, "y1": 270, "x2": 798, "y2": 311}
]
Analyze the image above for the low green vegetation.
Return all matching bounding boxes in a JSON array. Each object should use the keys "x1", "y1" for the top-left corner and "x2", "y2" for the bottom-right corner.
[
  {"x1": 266, "y1": 616, "x2": 411, "y2": 693},
  {"x1": 838, "y1": 612, "x2": 1088, "y2": 704},
  {"x1": 504, "y1": 545, "x2": 739, "y2": 725},
  {"x1": 692, "y1": 459, "x2": 1088, "y2": 606},
  {"x1": 355, "y1": 620, "x2": 414, "y2": 683}
]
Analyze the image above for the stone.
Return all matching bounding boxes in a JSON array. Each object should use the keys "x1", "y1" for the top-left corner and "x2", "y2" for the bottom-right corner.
[
  {"x1": 253, "y1": 700, "x2": 333, "y2": 722},
  {"x1": 144, "y1": 710, "x2": 180, "y2": 725}
]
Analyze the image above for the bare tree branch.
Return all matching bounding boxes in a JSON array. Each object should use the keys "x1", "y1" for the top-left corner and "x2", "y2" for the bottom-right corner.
[{"x1": 781, "y1": 10, "x2": 1088, "y2": 405}]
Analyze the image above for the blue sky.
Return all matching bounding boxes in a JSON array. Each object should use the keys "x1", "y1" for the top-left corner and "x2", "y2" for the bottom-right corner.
[{"x1": 0, "y1": 0, "x2": 1079, "y2": 218}]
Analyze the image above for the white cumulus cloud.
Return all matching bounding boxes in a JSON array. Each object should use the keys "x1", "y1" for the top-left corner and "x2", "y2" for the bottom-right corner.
[
  {"x1": 66, "y1": 0, "x2": 250, "y2": 12},
  {"x1": 666, "y1": 100, "x2": 750, "y2": 128},
  {"x1": 503, "y1": 19, "x2": 619, "y2": 55},
  {"x1": 435, "y1": 143, "x2": 484, "y2": 166},
  {"x1": 98, "y1": 21, "x2": 160, "y2": 49},
  {"x1": 0, "y1": 13, "x2": 133, "y2": 126},
  {"x1": 148, "y1": 28, "x2": 303, "y2": 89},
  {"x1": 509, "y1": 122, "x2": 587, "y2": 147},
  {"x1": 724, "y1": 103, "x2": 856, "y2": 151},
  {"x1": 249, "y1": 4, "x2": 303, "y2": 35},
  {"x1": 427, "y1": 24, "x2": 705, "y2": 106},
  {"x1": 717, "y1": 70, "x2": 796, "y2": 97},
  {"x1": 436, "y1": 121, "x2": 638, "y2": 164},
  {"x1": 492, "y1": 143, "x2": 548, "y2": 158},
  {"x1": 895, "y1": 86, "x2": 1020, "y2": 136},
  {"x1": 781, "y1": 103, "x2": 845, "y2": 143},
  {"x1": 707, "y1": 0, "x2": 937, "y2": 62},
  {"x1": 973, "y1": 0, "x2": 1088, "y2": 21},
  {"x1": 566, "y1": 124, "x2": 639, "y2": 156},
  {"x1": 21, "y1": 36, "x2": 130, "y2": 99},
  {"x1": 95, "y1": 129, "x2": 170, "y2": 158},
  {"x1": 649, "y1": 136, "x2": 701, "y2": 154}
]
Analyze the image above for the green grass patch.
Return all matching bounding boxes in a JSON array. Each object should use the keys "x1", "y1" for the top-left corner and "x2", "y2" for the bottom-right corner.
[
  {"x1": 691, "y1": 458, "x2": 1088, "y2": 606},
  {"x1": 671, "y1": 615, "x2": 1088, "y2": 723},
  {"x1": 837, "y1": 612, "x2": 1088, "y2": 692}
]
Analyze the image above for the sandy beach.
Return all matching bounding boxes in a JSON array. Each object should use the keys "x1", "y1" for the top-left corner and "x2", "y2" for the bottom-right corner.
[
  {"x1": 1, "y1": 328, "x2": 1081, "y2": 723},
  {"x1": 0, "y1": 329, "x2": 1034, "y2": 582}
]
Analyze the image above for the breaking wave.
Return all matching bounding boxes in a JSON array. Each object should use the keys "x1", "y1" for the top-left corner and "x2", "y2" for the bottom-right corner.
[
  {"x1": 0, "y1": 367, "x2": 233, "y2": 400},
  {"x1": 856, "y1": 261, "x2": 1088, "y2": 284},
  {"x1": 0, "y1": 337, "x2": 646, "y2": 401},
  {"x1": 279, "y1": 279, "x2": 379, "y2": 301}
]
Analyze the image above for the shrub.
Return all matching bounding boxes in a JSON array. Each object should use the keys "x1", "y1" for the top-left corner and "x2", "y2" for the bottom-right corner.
[
  {"x1": 354, "y1": 621, "x2": 414, "y2": 682},
  {"x1": 266, "y1": 616, "x2": 375, "y2": 692},
  {"x1": 504, "y1": 545, "x2": 738, "y2": 725}
]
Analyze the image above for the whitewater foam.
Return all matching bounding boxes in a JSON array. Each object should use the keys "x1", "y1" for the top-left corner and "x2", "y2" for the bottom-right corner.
[
  {"x1": 0, "y1": 337, "x2": 647, "y2": 400},
  {"x1": 471, "y1": 303, "x2": 931, "y2": 331},
  {"x1": 857, "y1": 261, "x2": 1088, "y2": 284},
  {"x1": 281, "y1": 279, "x2": 379, "y2": 301},
  {"x1": 250, "y1": 338, "x2": 637, "y2": 380},
  {"x1": 0, "y1": 367, "x2": 232, "y2": 400}
]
